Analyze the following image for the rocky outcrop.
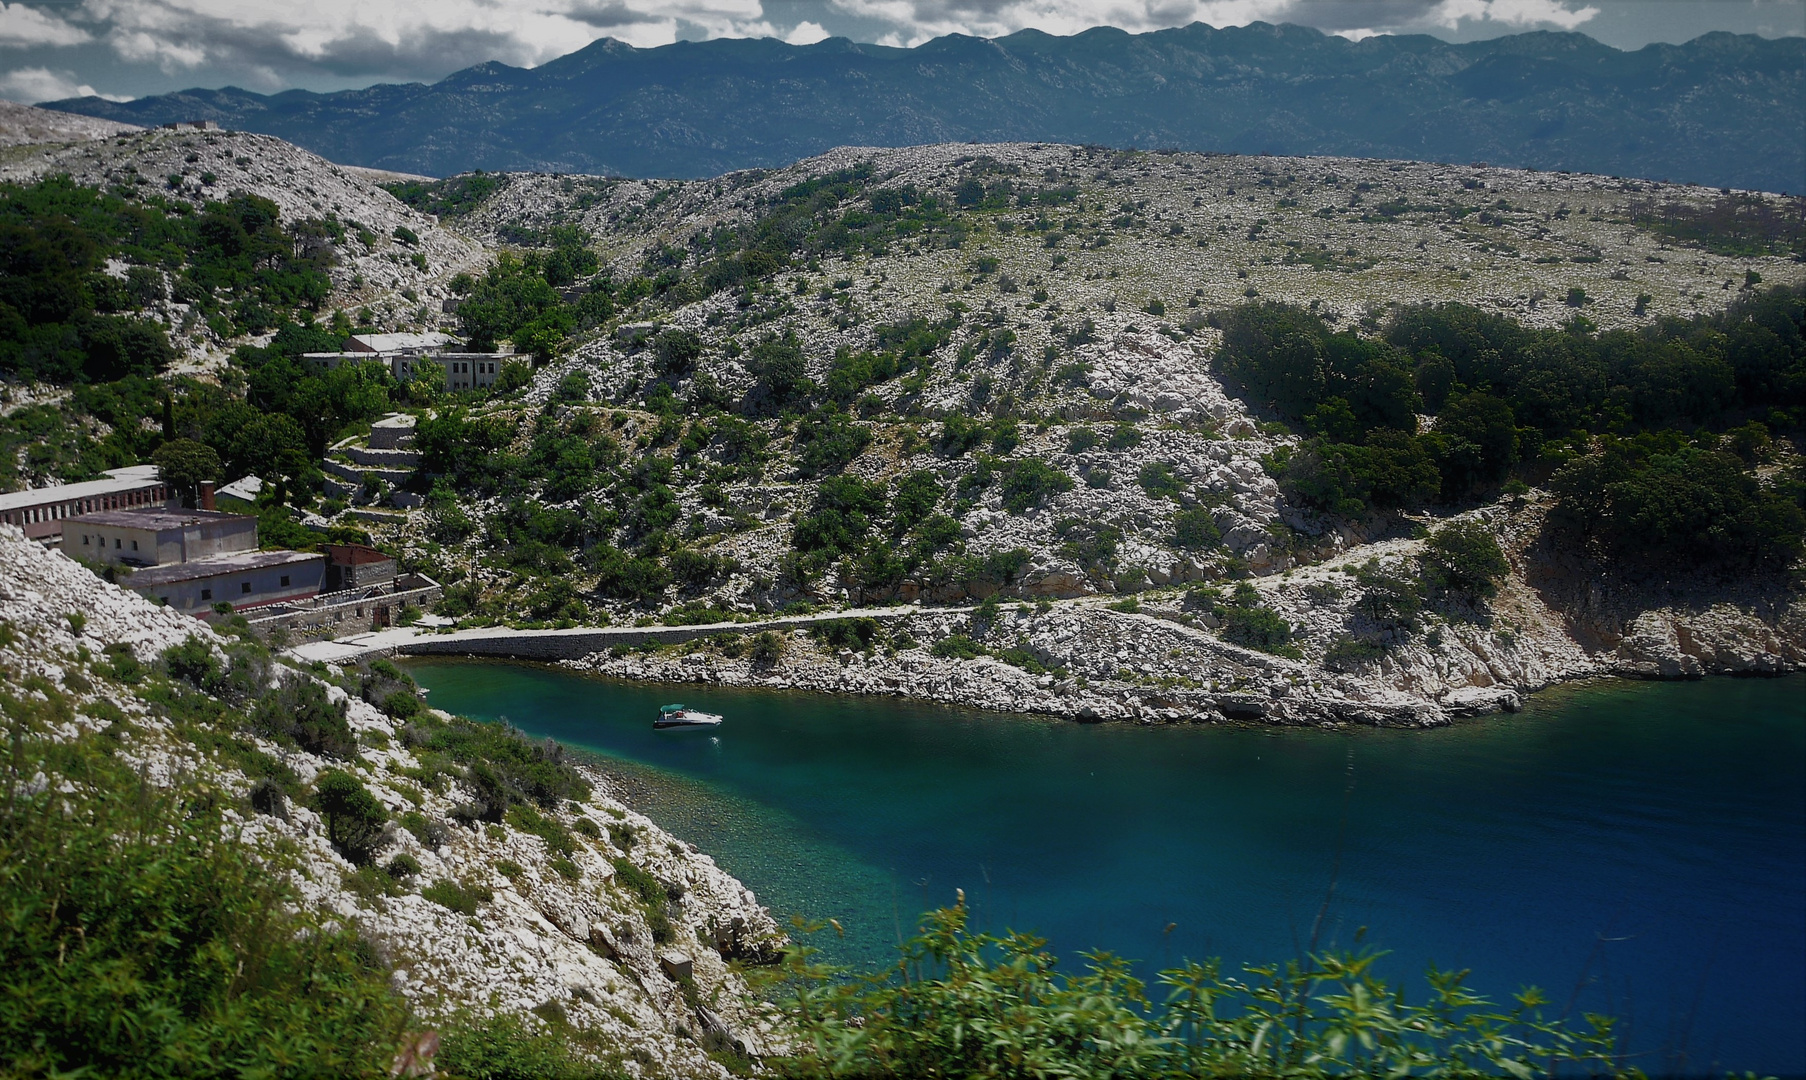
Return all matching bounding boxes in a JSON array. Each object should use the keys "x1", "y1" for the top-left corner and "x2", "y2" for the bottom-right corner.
[
  {"x1": 559, "y1": 498, "x2": 1803, "y2": 728},
  {"x1": 0, "y1": 525, "x2": 781, "y2": 1078}
]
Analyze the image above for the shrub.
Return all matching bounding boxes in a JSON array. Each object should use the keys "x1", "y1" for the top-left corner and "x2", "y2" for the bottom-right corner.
[
  {"x1": 749, "y1": 631, "x2": 786, "y2": 665},
  {"x1": 0, "y1": 740, "x2": 410, "y2": 1075},
  {"x1": 1171, "y1": 508, "x2": 1222, "y2": 550},
  {"x1": 313, "y1": 769, "x2": 390, "y2": 865},
  {"x1": 1137, "y1": 461, "x2": 1184, "y2": 499},
  {"x1": 1215, "y1": 584, "x2": 1299, "y2": 657},
  {"x1": 998, "y1": 457, "x2": 1074, "y2": 513},
  {"x1": 1422, "y1": 521, "x2": 1510, "y2": 598},
  {"x1": 1323, "y1": 634, "x2": 1387, "y2": 671},
  {"x1": 930, "y1": 634, "x2": 985, "y2": 660},
  {"x1": 421, "y1": 878, "x2": 492, "y2": 915},
  {"x1": 770, "y1": 900, "x2": 1632, "y2": 1079},
  {"x1": 161, "y1": 636, "x2": 220, "y2": 691},
  {"x1": 811, "y1": 617, "x2": 883, "y2": 653},
  {"x1": 250, "y1": 678, "x2": 356, "y2": 759}
]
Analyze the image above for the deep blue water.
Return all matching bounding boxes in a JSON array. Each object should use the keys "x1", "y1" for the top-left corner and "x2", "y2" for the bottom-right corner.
[{"x1": 405, "y1": 660, "x2": 1806, "y2": 1076}]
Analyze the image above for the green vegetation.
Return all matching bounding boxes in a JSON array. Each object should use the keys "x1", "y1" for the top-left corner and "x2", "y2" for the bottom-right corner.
[
  {"x1": 1197, "y1": 583, "x2": 1300, "y2": 657},
  {"x1": 1629, "y1": 192, "x2": 1806, "y2": 258},
  {"x1": 382, "y1": 172, "x2": 508, "y2": 220},
  {"x1": 1218, "y1": 288, "x2": 1805, "y2": 571},
  {"x1": 0, "y1": 176, "x2": 334, "y2": 383},
  {"x1": 1422, "y1": 521, "x2": 1509, "y2": 598},
  {"x1": 767, "y1": 899, "x2": 1632, "y2": 1079}
]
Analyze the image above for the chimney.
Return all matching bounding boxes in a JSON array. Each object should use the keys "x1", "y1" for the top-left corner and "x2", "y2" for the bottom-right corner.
[{"x1": 199, "y1": 481, "x2": 216, "y2": 512}]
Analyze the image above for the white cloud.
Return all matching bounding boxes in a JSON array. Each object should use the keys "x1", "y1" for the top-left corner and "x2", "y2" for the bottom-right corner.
[
  {"x1": 826, "y1": 0, "x2": 1600, "y2": 44},
  {"x1": 785, "y1": 18, "x2": 831, "y2": 42},
  {"x1": 1426, "y1": 0, "x2": 1600, "y2": 30},
  {"x1": 0, "y1": 3, "x2": 92, "y2": 47},
  {"x1": 55, "y1": 0, "x2": 786, "y2": 84},
  {"x1": 0, "y1": 65, "x2": 130, "y2": 100}
]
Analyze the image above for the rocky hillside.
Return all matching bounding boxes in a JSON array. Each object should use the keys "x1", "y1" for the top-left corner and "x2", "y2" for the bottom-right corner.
[
  {"x1": 0, "y1": 101, "x2": 139, "y2": 148},
  {"x1": 0, "y1": 123, "x2": 485, "y2": 369},
  {"x1": 309, "y1": 142, "x2": 1805, "y2": 726},
  {"x1": 0, "y1": 524, "x2": 781, "y2": 1077}
]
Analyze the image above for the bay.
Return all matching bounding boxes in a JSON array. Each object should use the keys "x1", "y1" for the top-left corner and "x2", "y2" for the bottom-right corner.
[{"x1": 405, "y1": 660, "x2": 1806, "y2": 1075}]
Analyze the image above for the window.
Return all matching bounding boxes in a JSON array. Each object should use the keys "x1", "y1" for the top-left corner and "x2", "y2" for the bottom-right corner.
[
  {"x1": 280, "y1": 575, "x2": 290, "y2": 586},
  {"x1": 241, "y1": 582, "x2": 252, "y2": 594},
  {"x1": 114, "y1": 538, "x2": 121, "y2": 549},
  {"x1": 201, "y1": 588, "x2": 212, "y2": 600},
  {"x1": 81, "y1": 535, "x2": 89, "y2": 545},
  {"x1": 131, "y1": 540, "x2": 138, "y2": 550},
  {"x1": 159, "y1": 596, "x2": 169, "y2": 605}
]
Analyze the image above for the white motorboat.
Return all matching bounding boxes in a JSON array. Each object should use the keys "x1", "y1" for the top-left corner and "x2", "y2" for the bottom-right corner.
[{"x1": 654, "y1": 703, "x2": 723, "y2": 729}]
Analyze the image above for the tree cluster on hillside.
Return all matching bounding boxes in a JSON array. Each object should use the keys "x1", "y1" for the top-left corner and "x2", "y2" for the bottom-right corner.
[
  {"x1": 1218, "y1": 286, "x2": 1806, "y2": 571},
  {"x1": 0, "y1": 176, "x2": 336, "y2": 383}
]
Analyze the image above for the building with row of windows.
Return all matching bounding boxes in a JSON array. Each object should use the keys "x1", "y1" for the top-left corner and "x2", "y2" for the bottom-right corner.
[
  {"x1": 62, "y1": 506, "x2": 325, "y2": 617},
  {"x1": 304, "y1": 333, "x2": 512, "y2": 393},
  {"x1": 0, "y1": 465, "x2": 170, "y2": 543}
]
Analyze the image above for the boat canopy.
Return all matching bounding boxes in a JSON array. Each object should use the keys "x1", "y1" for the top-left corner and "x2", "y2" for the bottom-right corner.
[{"x1": 659, "y1": 704, "x2": 686, "y2": 712}]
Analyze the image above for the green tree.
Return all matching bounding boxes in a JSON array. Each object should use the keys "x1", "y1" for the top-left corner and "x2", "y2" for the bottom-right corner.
[
  {"x1": 152, "y1": 438, "x2": 221, "y2": 507},
  {"x1": 312, "y1": 770, "x2": 390, "y2": 866},
  {"x1": 1422, "y1": 521, "x2": 1510, "y2": 598}
]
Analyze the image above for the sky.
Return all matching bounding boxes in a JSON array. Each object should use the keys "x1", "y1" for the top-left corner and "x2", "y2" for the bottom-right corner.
[{"x1": 1, "y1": 0, "x2": 1801, "y2": 104}]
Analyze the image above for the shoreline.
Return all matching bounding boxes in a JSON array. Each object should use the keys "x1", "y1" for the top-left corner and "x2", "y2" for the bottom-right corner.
[{"x1": 298, "y1": 591, "x2": 1804, "y2": 729}]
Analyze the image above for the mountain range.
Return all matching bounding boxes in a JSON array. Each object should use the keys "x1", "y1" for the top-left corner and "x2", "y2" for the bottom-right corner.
[{"x1": 44, "y1": 22, "x2": 1806, "y2": 192}]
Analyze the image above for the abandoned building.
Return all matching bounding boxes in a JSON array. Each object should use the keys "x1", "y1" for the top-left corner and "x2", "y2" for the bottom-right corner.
[
  {"x1": 0, "y1": 466, "x2": 172, "y2": 544},
  {"x1": 62, "y1": 506, "x2": 325, "y2": 617},
  {"x1": 304, "y1": 333, "x2": 510, "y2": 393}
]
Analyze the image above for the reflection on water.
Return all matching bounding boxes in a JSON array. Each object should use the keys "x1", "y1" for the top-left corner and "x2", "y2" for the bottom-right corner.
[{"x1": 407, "y1": 660, "x2": 1806, "y2": 1075}]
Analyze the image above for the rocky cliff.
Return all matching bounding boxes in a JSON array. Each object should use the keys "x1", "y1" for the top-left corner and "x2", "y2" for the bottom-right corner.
[{"x1": 0, "y1": 525, "x2": 781, "y2": 1078}]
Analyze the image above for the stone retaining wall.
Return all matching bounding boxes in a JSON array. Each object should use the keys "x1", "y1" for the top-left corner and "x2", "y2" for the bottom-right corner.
[{"x1": 396, "y1": 607, "x2": 951, "y2": 661}]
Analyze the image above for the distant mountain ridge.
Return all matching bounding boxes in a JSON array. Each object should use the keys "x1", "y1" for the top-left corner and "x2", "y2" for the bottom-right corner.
[{"x1": 43, "y1": 22, "x2": 1806, "y2": 192}]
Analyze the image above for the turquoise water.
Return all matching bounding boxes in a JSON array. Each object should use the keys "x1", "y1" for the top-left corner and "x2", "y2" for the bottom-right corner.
[{"x1": 405, "y1": 661, "x2": 1806, "y2": 1075}]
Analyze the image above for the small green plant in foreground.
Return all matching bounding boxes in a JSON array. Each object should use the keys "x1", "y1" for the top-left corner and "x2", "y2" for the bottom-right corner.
[{"x1": 766, "y1": 897, "x2": 1640, "y2": 1079}]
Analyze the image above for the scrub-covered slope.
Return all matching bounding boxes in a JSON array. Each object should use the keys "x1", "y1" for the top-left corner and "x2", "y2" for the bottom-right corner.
[{"x1": 0, "y1": 524, "x2": 780, "y2": 1077}]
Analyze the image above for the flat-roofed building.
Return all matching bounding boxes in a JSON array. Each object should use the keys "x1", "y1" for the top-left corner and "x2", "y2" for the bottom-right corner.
[
  {"x1": 323, "y1": 542, "x2": 397, "y2": 592},
  {"x1": 129, "y1": 550, "x2": 326, "y2": 616},
  {"x1": 62, "y1": 507, "x2": 256, "y2": 568},
  {"x1": 436, "y1": 353, "x2": 505, "y2": 391},
  {"x1": 348, "y1": 332, "x2": 457, "y2": 354},
  {"x1": 302, "y1": 347, "x2": 508, "y2": 393},
  {"x1": 0, "y1": 466, "x2": 171, "y2": 543}
]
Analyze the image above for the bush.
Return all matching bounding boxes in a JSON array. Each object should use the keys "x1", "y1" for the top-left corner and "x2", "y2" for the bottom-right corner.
[
  {"x1": 251, "y1": 678, "x2": 357, "y2": 759},
  {"x1": 421, "y1": 878, "x2": 493, "y2": 915},
  {"x1": 0, "y1": 739, "x2": 410, "y2": 1076},
  {"x1": 1137, "y1": 461, "x2": 1184, "y2": 500},
  {"x1": 930, "y1": 634, "x2": 985, "y2": 660},
  {"x1": 1323, "y1": 634, "x2": 1387, "y2": 671},
  {"x1": 1422, "y1": 521, "x2": 1509, "y2": 598},
  {"x1": 1215, "y1": 584, "x2": 1299, "y2": 657},
  {"x1": 1550, "y1": 440, "x2": 1805, "y2": 570},
  {"x1": 998, "y1": 457, "x2": 1074, "y2": 513},
  {"x1": 770, "y1": 900, "x2": 1631, "y2": 1079},
  {"x1": 161, "y1": 636, "x2": 221, "y2": 691},
  {"x1": 749, "y1": 631, "x2": 786, "y2": 665},
  {"x1": 810, "y1": 617, "x2": 883, "y2": 653},
  {"x1": 1170, "y1": 508, "x2": 1222, "y2": 550},
  {"x1": 312, "y1": 769, "x2": 390, "y2": 865}
]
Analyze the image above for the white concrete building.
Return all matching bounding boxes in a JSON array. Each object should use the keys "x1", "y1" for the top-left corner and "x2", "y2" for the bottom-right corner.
[
  {"x1": 0, "y1": 466, "x2": 172, "y2": 544},
  {"x1": 63, "y1": 507, "x2": 256, "y2": 568}
]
